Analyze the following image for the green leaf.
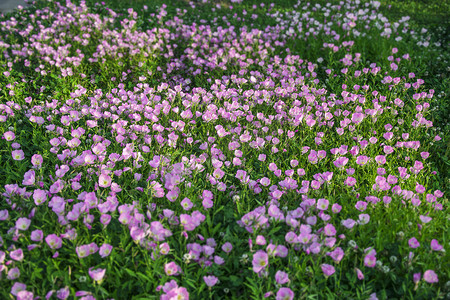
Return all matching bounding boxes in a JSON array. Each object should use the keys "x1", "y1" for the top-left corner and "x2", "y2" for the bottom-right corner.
[{"x1": 124, "y1": 268, "x2": 136, "y2": 278}]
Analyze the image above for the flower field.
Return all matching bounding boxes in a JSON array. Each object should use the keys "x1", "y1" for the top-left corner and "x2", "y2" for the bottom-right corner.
[{"x1": 0, "y1": 0, "x2": 449, "y2": 299}]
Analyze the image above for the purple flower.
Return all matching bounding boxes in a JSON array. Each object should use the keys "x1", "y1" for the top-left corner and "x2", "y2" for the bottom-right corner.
[
  {"x1": 321, "y1": 264, "x2": 336, "y2": 277},
  {"x1": 203, "y1": 275, "x2": 218, "y2": 287},
  {"x1": 423, "y1": 270, "x2": 438, "y2": 283}
]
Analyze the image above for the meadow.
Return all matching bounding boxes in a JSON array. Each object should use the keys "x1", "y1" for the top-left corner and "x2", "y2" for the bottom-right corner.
[{"x1": 0, "y1": 0, "x2": 449, "y2": 299}]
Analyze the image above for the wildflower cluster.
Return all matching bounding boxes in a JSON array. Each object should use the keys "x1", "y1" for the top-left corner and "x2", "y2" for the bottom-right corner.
[{"x1": 0, "y1": 0, "x2": 447, "y2": 299}]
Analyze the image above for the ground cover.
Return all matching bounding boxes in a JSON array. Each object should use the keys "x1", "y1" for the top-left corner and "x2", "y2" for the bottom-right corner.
[{"x1": 0, "y1": 0, "x2": 449, "y2": 299}]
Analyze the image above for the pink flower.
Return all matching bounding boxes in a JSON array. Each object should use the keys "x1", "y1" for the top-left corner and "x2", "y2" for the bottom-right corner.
[
  {"x1": 33, "y1": 189, "x2": 47, "y2": 205},
  {"x1": 355, "y1": 268, "x2": 364, "y2": 280},
  {"x1": 317, "y1": 198, "x2": 329, "y2": 210},
  {"x1": 276, "y1": 287, "x2": 294, "y2": 300},
  {"x1": 321, "y1": 264, "x2": 335, "y2": 277},
  {"x1": 252, "y1": 250, "x2": 269, "y2": 273},
  {"x1": 180, "y1": 198, "x2": 193, "y2": 211},
  {"x1": 413, "y1": 273, "x2": 421, "y2": 284},
  {"x1": 89, "y1": 268, "x2": 106, "y2": 283},
  {"x1": 327, "y1": 247, "x2": 344, "y2": 263},
  {"x1": 256, "y1": 235, "x2": 266, "y2": 245},
  {"x1": 46, "y1": 234, "x2": 63, "y2": 249},
  {"x1": 164, "y1": 261, "x2": 181, "y2": 276},
  {"x1": 341, "y1": 218, "x2": 356, "y2": 229},
  {"x1": 7, "y1": 267, "x2": 20, "y2": 280},
  {"x1": 56, "y1": 286, "x2": 69, "y2": 299},
  {"x1": 332, "y1": 203, "x2": 342, "y2": 213},
  {"x1": 17, "y1": 290, "x2": 34, "y2": 300},
  {"x1": 11, "y1": 282, "x2": 26, "y2": 296},
  {"x1": 408, "y1": 237, "x2": 420, "y2": 248},
  {"x1": 419, "y1": 215, "x2": 432, "y2": 223},
  {"x1": 4, "y1": 131, "x2": 15, "y2": 141},
  {"x1": 375, "y1": 155, "x2": 386, "y2": 165},
  {"x1": 323, "y1": 224, "x2": 336, "y2": 236},
  {"x1": 423, "y1": 270, "x2": 438, "y2": 283},
  {"x1": 414, "y1": 182, "x2": 425, "y2": 194},
  {"x1": 351, "y1": 113, "x2": 365, "y2": 124},
  {"x1": 344, "y1": 176, "x2": 356, "y2": 186},
  {"x1": 202, "y1": 190, "x2": 213, "y2": 200},
  {"x1": 364, "y1": 254, "x2": 376, "y2": 267},
  {"x1": 31, "y1": 229, "x2": 43, "y2": 242},
  {"x1": 16, "y1": 217, "x2": 31, "y2": 231},
  {"x1": 222, "y1": 242, "x2": 233, "y2": 253},
  {"x1": 0, "y1": 209, "x2": 9, "y2": 220},
  {"x1": 12, "y1": 150, "x2": 25, "y2": 160},
  {"x1": 22, "y1": 170, "x2": 35, "y2": 186},
  {"x1": 275, "y1": 270, "x2": 290, "y2": 285},
  {"x1": 358, "y1": 214, "x2": 370, "y2": 225},
  {"x1": 76, "y1": 245, "x2": 90, "y2": 258},
  {"x1": 430, "y1": 239, "x2": 443, "y2": 251},
  {"x1": 202, "y1": 198, "x2": 213, "y2": 209},
  {"x1": 10, "y1": 248, "x2": 24, "y2": 261},
  {"x1": 203, "y1": 275, "x2": 218, "y2": 287},
  {"x1": 99, "y1": 243, "x2": 113, "y2": 258},
  {"x1": 98, "y1": 173, "x2": 112, "y2": 188},
  {"x1": 333, "y1": 157, "x2": 348, "y2": 169}
]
